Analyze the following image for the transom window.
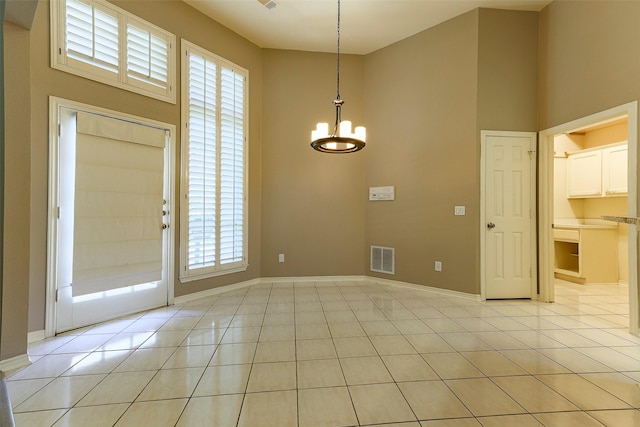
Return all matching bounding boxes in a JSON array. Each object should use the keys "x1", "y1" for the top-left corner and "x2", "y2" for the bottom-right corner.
[{"x1": 51, "y1": 0, "x2": 176, "y2": 103}]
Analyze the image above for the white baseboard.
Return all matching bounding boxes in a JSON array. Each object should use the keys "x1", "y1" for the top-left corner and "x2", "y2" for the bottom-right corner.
[
  {"x1": 173, "y1": 278, "x2": 263, "y2": 305},
  {"x1": 258, "y1": 275, "x2": 367, "y2": 284},
  {"x1": 28, "y1": 330, "x2": 46, "y2": 344},
  {"x1": 364, "y1": 276, "x2": 482, "y2": 301},
  {"x1": 174, "y1": 274, "x2": 479, "y2": 305},
  {"x1": 0, "y1": 354, "x2": 31, "y2": 375}
]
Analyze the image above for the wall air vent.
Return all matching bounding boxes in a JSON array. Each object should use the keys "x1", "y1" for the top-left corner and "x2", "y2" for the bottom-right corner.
[
  {"x1": 258, "y1": 0, "x2": 278, "y2": 10},
  {"x1": 370, "y1": 246, "x2": 395, "y2": 274}
]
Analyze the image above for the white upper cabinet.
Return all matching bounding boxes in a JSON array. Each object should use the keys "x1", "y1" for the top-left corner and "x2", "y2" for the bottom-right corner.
[
  {"x1": 567, "y1": 149, "x2": 602, "y2": 198},
  {"x1": 567, "y1": 142, "x2": 627, "y2": 199},
  {"x1": 602, "y1": 143, "x2": 628, "y2": 196}
]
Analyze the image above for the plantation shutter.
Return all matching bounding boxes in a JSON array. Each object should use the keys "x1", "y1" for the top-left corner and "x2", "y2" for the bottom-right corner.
[
  {"x1": 126, "y1": 20, "x2": 170, "y2": 90},
  {"x1": 187, "y1": 53, "x2": 218, "y2": 270},
  {"x1": 182, "y1": 42, "x2": 247, "y2": 280},
  {"x1": 65, "y1": 0, "x2": 119, "y2": 74},
  {"x1": 219, "y1": 66, "x2": 245, "y2": 265},
  {"x1": 72, "y1": 112, "x2": 165, "y2": 297}
]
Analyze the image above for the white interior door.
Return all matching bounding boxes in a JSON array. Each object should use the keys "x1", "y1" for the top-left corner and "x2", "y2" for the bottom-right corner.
[
  {"x1": 54, "y1": 106, "x2": 172, "y2": 332},
  {"x1": 483, "y1": 131, "x2": 536, "y2": 299}
]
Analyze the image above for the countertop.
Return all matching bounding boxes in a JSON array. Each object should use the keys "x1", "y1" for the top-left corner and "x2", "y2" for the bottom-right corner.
[
  {"x1": 601, "y1": 215, "x2": 640, "y2": 225},
  {"x1": 554, "y1": 224, "x2": 618, "y2": 230},
  {"x1": 554, "y1": 219, "x2": 618, "y2": 230}
]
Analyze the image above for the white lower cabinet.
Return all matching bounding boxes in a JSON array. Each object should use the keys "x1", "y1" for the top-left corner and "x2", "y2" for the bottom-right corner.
[{"x1": 554, "y1": 226, "x2": 618, "y2": 284}]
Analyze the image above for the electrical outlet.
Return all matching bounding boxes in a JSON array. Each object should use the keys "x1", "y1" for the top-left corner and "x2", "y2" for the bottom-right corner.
[
  {"x1": 278, "y1": 253, "x2": 285, "y2": 263},
  {"x1": 454, "y1": 206, "x2": 466, "y2": 216},
  {"x1": 435, "y1": 261, "x2": 442, "y2": 272}
]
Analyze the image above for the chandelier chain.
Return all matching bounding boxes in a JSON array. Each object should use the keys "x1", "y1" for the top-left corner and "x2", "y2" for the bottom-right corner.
[{"x1": 336, "y1": 0, "x2": 341, "y2": 100}]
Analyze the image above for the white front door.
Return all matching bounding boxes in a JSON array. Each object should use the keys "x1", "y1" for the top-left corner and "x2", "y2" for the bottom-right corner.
[
  {"x1": 483, "y1": 131, "x2": 536, "y2": 299},
  {"x1": 53, "y1": 104, "x2": 173, "y2": 333}
]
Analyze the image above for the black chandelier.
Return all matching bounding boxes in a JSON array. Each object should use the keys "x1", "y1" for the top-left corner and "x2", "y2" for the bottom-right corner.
[{"x1": 310, "y1": 0, "x2": 366, "y2": 153}]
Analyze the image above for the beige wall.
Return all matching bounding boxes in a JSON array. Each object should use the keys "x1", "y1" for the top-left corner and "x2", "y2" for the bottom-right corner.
[
  {"x1": 6, "y1": 0, "x2": 638, "y2": 361},
  {"x1": 364, "y1": 10, "x2": 479, "y2": 293},
  {"x1": 363, "y1": 9, "x2": 537, "y2": 294},
  {"x1": 539, "y1": 0, "x2": 640, "y2": 289},
  {"x1": 260, "y1": 49, "x2": 366, "y2": 277},
  {"x1": 2, "y1": 21, "x2": 31, "y2": 360},
  {"x1": 21, "y1": 0, "x2": 264, "y2": 346},
  {"x1": 539, "y1": 1, "x2": 640, "y2": 130},
  {"x1": 477, "y1": 8, "x2": 539, "y2": 132}
]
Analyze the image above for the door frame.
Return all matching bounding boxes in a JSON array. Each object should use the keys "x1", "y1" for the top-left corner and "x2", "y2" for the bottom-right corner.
[
  {"x1": 538, "y1": 101, "x2": 638, "y2": 336},
  {"x1": 45, "y1": 96, "x2": 176, "y2": 337},
  {"x1": 480, "y1": 130, "x2": 538, "y2": 301}
]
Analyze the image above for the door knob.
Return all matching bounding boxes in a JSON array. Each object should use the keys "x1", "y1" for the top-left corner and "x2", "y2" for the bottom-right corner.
[{"x1": 487, "y1": 222, "x2": 496, "y2": 229}]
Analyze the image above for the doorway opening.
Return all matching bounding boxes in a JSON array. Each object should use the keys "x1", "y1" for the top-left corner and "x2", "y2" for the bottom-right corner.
[{"x1": 538, "y1": 102, "x2": 638, "y2": 336}]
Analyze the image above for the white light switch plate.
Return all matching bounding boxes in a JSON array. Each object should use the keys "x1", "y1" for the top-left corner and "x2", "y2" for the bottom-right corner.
[
  {"x1": 369, "y1": 186, "x2": 395, "y2": 201},
  {"x1": 454, "y1": 206, "x2": 466, "y2": 216}
]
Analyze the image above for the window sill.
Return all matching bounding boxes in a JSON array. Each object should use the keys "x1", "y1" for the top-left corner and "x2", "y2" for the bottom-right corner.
[{"x1": 179, "y1": 264, "x2": 248, "y2": 283}]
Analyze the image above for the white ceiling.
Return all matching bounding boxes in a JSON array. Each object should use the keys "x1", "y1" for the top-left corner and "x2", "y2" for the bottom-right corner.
[{"x1": 183, "y1": 0, "x2": 552, "y2": 55}]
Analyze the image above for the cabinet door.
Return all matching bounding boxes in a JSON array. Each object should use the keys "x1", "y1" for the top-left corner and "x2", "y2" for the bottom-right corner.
[
  {"x1": 602, "y1": 144, "x2": 627, "y2": 196},
  {"x1": 567, "y1": 150, "x2": 602, "y2": 198}
]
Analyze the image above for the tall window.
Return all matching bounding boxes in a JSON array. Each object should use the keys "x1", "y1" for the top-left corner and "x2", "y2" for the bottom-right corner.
[
  {"x1": 51, "y1": 0, "x2": 176, "y2": 103},
  {"x1": 180, "y1": 40, "x2": 248, "y2": 281}
]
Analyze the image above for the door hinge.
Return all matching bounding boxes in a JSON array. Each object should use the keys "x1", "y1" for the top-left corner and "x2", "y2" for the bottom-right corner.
[
  {"x1": 55, "y1": 289, "x2": 59, "y2": 302},
  {"x1": 57, "y1": 206, "x2": 61, "y2": 219}
]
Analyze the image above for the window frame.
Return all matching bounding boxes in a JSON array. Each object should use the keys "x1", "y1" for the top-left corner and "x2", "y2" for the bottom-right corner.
[
  {"x1": 179, "y1": 39, "x2": 249, "y2": 282},
  {"x1": 51, "y1": 0, "x2": 176, "y2": 104}
]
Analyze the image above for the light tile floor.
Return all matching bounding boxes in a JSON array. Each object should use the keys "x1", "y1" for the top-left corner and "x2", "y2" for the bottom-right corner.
[{"x1": 6, "y1": 279, "x2": 640, "y2": 426}]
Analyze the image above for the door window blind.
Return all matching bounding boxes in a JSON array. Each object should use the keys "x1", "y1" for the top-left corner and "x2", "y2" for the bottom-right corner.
[
  {"x1": 181, "y1": 41, "x2": 248, "y2": 280},
  {"x1": 72, "y1": 112, "x2": 166, "y2": 297}
]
